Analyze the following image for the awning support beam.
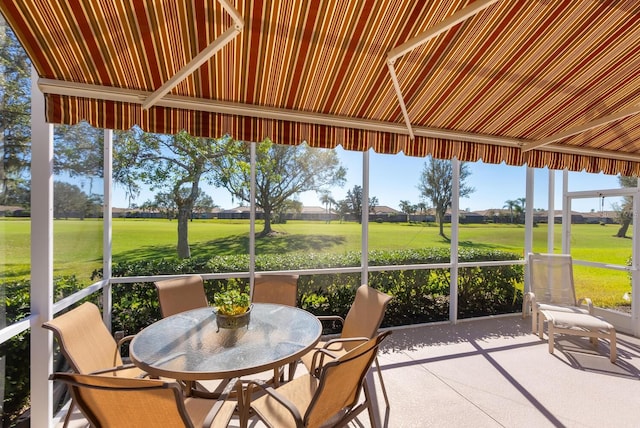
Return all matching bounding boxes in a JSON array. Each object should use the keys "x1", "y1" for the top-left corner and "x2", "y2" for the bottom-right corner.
[
  {"x1": 386, "y1": 0, "x2": 500, "y2": 140},
  {"x1": 37, "y1": 77, "x2": 640, "y2": 163},
  {"x1": 522, "y1": 103, "x2": 640, "y2": 152},
  {"x1": 142, "y1": 0, "x2": 244, "y2": 110}
]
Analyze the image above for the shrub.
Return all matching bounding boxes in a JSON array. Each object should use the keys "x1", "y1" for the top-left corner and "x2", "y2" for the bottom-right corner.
[{"x1": 101, "y1": 248, "x2": 523, "y2": 333}]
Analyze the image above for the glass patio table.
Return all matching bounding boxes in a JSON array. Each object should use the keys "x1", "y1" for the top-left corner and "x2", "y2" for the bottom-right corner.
[{"x1": 129, "y1": 303, "x2": 322, "y2": 383}]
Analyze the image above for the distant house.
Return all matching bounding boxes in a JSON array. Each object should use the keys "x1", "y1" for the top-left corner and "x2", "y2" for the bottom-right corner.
[{"x1": 0, "y1": 205, "x2": 28, "y2": 217}]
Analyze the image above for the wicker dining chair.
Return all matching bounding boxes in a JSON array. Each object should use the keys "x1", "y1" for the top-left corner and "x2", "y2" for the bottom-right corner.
[
  {"x1": 50, "y1": 372, "x2": 238, "y2": 428},
  {"x1": 244, "y1": 331, "x2": 391, "y2": 428}
]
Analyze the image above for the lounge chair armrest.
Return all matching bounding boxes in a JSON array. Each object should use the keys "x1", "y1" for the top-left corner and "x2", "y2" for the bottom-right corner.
[
  {"x1": 245, "y1": 380, "x2": 304, "y2": 424},
  {"x1": 577, "y1": 297, "x2": 593, "y2": 314},
  {"x1": 522, "y1": 292, "x2": 536, "y2": 318},
  {"x1": 202, "y1": 377, "x2": 238, "y2": 428}
]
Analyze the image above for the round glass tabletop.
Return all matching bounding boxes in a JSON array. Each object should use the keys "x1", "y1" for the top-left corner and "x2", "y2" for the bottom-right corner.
[{"x1": 130, "y1": 303, "x2": 322, "y2": 380}]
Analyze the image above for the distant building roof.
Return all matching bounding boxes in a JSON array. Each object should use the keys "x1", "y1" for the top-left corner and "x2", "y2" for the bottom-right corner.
[{"x1": 371, "y1": 205, "x2": 401, "y2": 214}]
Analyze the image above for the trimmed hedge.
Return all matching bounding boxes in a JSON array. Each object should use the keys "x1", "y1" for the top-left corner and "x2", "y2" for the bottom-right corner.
[{"x1": 100, "y1": 248, "x2": 523, "y2": 335}]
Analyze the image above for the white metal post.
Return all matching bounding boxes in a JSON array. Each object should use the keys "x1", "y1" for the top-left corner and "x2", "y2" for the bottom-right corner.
[
  {"x1": 632, "y1": 181, "x2": 640, "y2": 336},
  {"x1": 30, "y1": 67, "x2": 54, "y2": 428},
  {"x1": 450, "y1": 158, "x2": 460, "y2": 323},
  {"x1": 523, "y1": 166, "x2": 534, "y2": 294},
  {"x1": 362, "y1": 150, "x2": 369, "y2": 284},
  {"x1": 562, "y1": 170, "x2": 570, "y2": 254},
  {"x1": 547, "y1": 169, "x2": 555, "y2": 253},
  {"x1": 249, "y1": 142, "x2": 256, "y2": 296},
  {"x1": 524, "y1": 166, "x2": 534, "y2": 256},
  {"x1": 102, "y1": 129, "x2": 113, "y2": 329}
]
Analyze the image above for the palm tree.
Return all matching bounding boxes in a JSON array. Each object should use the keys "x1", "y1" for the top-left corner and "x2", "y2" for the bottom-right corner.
[
  {"x1": 399, "y1": 200, "x2": 414, "y2": 222},
  {"x1": 319, "y1": 191, "x2": 335, "y2": 223},
  {"x1": 514, "y1": 197, "x2": 526, "y2": 224},
  {"x1": 503, "y1": 199, "x2": 517, "y2": 223}
]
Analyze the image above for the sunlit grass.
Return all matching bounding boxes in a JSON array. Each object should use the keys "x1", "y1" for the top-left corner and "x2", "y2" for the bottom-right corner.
[{"x1": 1, "y1": 218, "x2": 632, "y2": 308}]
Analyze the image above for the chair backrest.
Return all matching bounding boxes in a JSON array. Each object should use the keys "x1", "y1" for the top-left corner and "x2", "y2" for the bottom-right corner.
[
  {"x1": 155, "y1": 275, "x2": 208, "y2": 318},
  {"x1": 252, "y1": 274, "x2": 299, "y2": 306},
  {"x1": 341, "y1": 285, "x2": 393, "y2": 350},
  {"x1": 42, "y1": 302, "x2": 123, "y2": 373},
  {"x1": 305, "y1": 331, "x2": 391, "y2": 428},
  {"x1": 51, "y1": 372, "x2": 194, "y2": 428},
  {"x1": 527, "y1": 253, "x2": 577, "y2": 306}
]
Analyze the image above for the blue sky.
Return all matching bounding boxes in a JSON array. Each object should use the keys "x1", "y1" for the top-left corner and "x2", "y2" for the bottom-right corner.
[{"x1": 110, "y1": 146, "x2": 624, "y2": 213}]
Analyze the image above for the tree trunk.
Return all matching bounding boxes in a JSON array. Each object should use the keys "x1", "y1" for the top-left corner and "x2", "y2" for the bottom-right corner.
[
  {"x1": 177, "y1": 208, "x2": 191, "y2": 258},
  {"x1": 261, "y1": 207, "x2": 273, "y2": 236},
  {"x1": 617, "y1": 219, "x2": 631, "y2": 238}
]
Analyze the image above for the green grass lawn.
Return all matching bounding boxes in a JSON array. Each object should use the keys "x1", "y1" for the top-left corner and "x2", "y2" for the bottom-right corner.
[{"x1": 1, "y1": 218, "x2": 632, "y2": 308}]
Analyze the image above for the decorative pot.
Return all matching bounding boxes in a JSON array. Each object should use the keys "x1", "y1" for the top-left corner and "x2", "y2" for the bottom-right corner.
[{"x1": 215, "y1": 304, "x2": 252, "y2": 330}]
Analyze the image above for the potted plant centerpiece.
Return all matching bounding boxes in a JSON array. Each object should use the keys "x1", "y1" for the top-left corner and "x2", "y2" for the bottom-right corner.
[{"x1": 213, "y1": 288, "x2": 251, "y2": 329}]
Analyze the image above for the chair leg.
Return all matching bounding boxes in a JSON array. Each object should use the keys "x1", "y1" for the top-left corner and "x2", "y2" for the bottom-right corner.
[
  {"x1": 287, "y1": 360, "x2": 298, "y2": 381},
  {"x1": 609, "y1": 328, "x2": 617, "y2": 363},
  {"x1": 538, "y1": 313, "x2": 545, "y2": 339},
  {"x1": 547, "y1": 322, "x2": 555, "y2": 355},
  {"x1": 362, "y1": 375, "x2": 378, "y2": 428},
  {"x1": 62, "y1": 399, "x2": 75, "y2": 428},
  {"x1": 374, "y1": 356, "x2": 390, "y2": 409}
]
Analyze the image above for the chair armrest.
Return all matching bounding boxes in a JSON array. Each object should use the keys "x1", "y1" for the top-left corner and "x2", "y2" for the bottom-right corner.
[
  {"x1": 316, "y1": 315, "x2": 345, "y2": 327},
  {"x1": 321, "y1": 336, "x2": 369, "y2": 350},
  {"x1": 577, "y1": 297, "x2": 594, "y2": 314},
  {"x1": 88, "y1": 364, "x2": 146, "y2": 377},
  {"x1": 245, "y1": 380, "x2": 303, "y2": 424},
  {"x1": 311, "y1": 337, "x2": 369, "y2": 376},
  {"x1": 114, "y1": 334, "x2": 136, "y2": 366},
  {"x1": 309, "y1": 348, "x2": 339, "y2": 376}
]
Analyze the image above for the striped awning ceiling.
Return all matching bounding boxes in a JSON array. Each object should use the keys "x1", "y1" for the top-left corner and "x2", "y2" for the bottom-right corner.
[{"x1": 1, "y1": 0, "x2": 640, "y2": 175}]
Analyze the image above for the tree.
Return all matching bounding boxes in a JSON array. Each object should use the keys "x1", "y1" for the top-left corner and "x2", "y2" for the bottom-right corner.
[
  {"x1": 54, "y1": 122, "x2": 104, "y2": 195},
  {"x1": 274, "y1": 198, "x2": 302, "y2": 224},
  {"x1": 340, "y1": 185, "x2": 378, "y2": 223},
  {"x1": 399, "y1": 200, "x2": 417, "y2": 222},
  {"x1": 319, "y1": 190, "x2": 336, "y2": 223},
  {"x1": 0, "y1": 20, "x2": 31, "y2": 206},
  {"x1": 335, "y1": 199, "x2": 350, "y2": 223},
  {"x1": 369, "y1": 196, "x2": 379, "y2": 214},
  {"x1": 616, "y1": 176, "x2": 636, "y2": 238},
  {"x1": 514, "y1": 197, "x2": 526, "y2": 223},
  {"x1": 503, "y1": 199, "x2": 517, "y2": 223},
  {"x1": 417, "y1": 157, "x2": 474, "y2": 238},
  {"x1": 145, "y1": 192, "x2": 177, "y2": 220},
  {"x1": 114, "y1": 129, "x2": 232, "y2": 258},
  {"x1": 215, "y1": 140, "x2": 346, "y2": 236},
  {"x1": 53, "y1": 182, "x2": 94, "y2": 219},
  {"x1": 191, "y1": 193, "x2": 217, "y2": 220}
]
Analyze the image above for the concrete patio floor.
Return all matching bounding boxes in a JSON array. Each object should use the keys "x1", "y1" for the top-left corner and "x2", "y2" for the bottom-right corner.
[
  {"x1": 363, "y1": 315, "x2": 640, "y2": 428},
  {"x1": 60, "y1": 314, "x2": 640, "y2": 427}
]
